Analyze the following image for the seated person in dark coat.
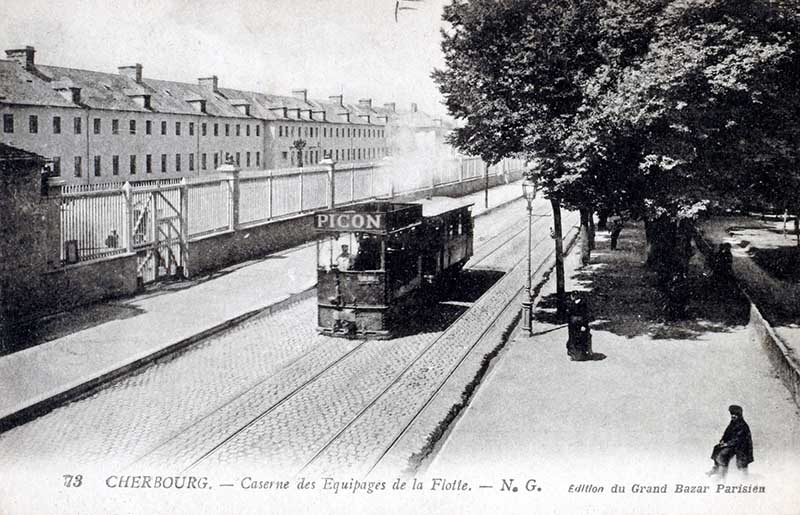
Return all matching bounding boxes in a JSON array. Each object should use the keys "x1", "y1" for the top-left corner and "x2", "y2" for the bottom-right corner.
[{"x1": 708, "y1": 404, "x2": 754, "y2": 476}]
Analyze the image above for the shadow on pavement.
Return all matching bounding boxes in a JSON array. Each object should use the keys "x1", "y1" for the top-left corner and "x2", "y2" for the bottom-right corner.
[
  {"x1": 2, "y1": 303, "x2": 145, "y2": 356},
  {"x1": 393, "y1": 269, "x2": 505, "y2": 338},
  {"x1": 533, "y1": 224, "x2": 750, "y2": 341}
]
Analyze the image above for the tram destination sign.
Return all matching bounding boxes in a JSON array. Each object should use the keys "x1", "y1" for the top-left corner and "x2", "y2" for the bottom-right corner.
[{"x1": 314, "y1": 212, "x2": 386, "y2": 233}]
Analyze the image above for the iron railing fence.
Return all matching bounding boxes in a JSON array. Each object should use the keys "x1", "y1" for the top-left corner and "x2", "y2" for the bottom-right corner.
[{"x1": 57, "y1": 156, "x2": 523, "y2": 265}]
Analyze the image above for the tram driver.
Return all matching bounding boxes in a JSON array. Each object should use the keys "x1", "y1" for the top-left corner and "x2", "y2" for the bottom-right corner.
[{"x1": 335, "y1": 244, "x2": 352, "y2": 271}]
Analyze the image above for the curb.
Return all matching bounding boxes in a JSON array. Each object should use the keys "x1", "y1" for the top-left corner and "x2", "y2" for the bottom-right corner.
[
  {"x1": 404, "y1": 222, "x2": 582, "y2": 472},
  {"x1": 0, "y1": 284, "x2": 317, "y2": 434}
]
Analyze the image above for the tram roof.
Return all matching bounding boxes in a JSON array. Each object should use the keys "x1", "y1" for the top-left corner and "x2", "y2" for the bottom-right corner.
[{"x1": 415, "y1": 197, "x2": 475, "y2": 218}]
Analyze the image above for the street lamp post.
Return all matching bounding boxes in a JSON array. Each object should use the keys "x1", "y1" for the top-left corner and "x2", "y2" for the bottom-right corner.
[{"x1": 521, "y1": 175, "x2": 538, "y2": 336}]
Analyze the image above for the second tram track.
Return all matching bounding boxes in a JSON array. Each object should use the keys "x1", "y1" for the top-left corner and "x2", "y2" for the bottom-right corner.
[{"x1": 128, "y1": 206, "x2": 565, "y2": 475}]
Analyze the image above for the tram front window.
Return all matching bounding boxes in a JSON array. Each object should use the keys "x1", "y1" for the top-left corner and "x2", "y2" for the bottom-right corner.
[{"x1": 318, "y1": 233, "x2": 382, "y2": 271}]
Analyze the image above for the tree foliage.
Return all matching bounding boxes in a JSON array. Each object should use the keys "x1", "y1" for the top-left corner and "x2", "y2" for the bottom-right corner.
[{"x1": 434, "y1": 0, "x2": 800, "y2": 220}]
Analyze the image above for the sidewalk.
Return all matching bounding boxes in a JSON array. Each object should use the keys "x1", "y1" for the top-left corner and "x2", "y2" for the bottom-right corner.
[
  {"x1": 0, "y1": 181, "x2": 526, "y2": 431},
  {"x1": 425, "y1": 222, "x2": 800, "y2": 515}
]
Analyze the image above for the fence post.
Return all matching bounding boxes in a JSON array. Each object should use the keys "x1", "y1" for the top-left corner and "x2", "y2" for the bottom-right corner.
[
  {"x1": 299, "y1": 168, "x2": 305, "y2": 212},
  {"x1": 321, "y1": 157, "x2": 336, "y2": 209},
  {"x1": 217, "y1": 158, "x2": 240, "y2": 231},
  {"x1": 152, "y1": 190, "x2": 160, "y2": 281},
  {"x1": 350, "y1": 165, "x2": 355, "y2": 204},
  {"x1": 268, "y1": 170, "x2": 273, "y2": 220},
  {"x1": 122, "y1": 181, "x2": 134, "y2": 253},
  {"x1": 179, "y1": 178, "x2": 189, "y2": 278}
]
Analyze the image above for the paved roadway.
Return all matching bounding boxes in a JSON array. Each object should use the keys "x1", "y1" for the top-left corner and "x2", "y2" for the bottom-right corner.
[{"x1": 0, "y1": 196, "x2": 578, "y2": 478}]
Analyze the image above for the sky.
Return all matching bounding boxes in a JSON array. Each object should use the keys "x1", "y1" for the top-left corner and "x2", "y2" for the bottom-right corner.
[{"x1": 0, "y1": 0, "x2": 452, "y2": 116}]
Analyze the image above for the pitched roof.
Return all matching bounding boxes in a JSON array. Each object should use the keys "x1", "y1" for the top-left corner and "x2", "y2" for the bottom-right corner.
[
  {"x1": 0, "y1": 58, "x2": 410, "y2": 127},
  {"x1": 0, "y1": 142, "x2": 46, "y2": 162}
]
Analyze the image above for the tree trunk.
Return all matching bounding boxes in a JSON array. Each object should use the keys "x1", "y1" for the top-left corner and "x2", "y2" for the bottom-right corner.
[
  {"x1": 551, "y1": 198, "x2": 566, "y2": 318},
  {"x1": 644, "y1": 216, "x2": 695, "y2": 319},
  {"x1": 588, "y1": 210, "x2": 596, "y2": 250},
  {"x1": 579, "y1": 208, "x2": 591, "y2": 266},
  {"x1": 795, "y1": 211, "x2": 799, "y2": 247},
  {"x1": 597, "y1": 210, "x2": 608, "y2": 231}
]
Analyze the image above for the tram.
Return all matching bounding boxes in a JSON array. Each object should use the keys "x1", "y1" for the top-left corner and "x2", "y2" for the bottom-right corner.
[{"x1": 314, "y1": 197, "x2": 474, "y2": 338}]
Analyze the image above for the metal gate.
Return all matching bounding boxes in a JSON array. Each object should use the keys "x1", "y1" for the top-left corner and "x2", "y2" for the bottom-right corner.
[{"x1": 131, "y1": 186, "x2": 186, "y2": 285}]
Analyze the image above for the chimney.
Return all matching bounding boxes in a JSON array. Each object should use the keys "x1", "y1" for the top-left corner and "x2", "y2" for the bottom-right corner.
[
  {"x1": 292, "y1": 89, "x2": 308, "y2": 103},
  {"x1": 383, "y1": 102, "x2": 396, "y2": 113},
  {"x1": 198, "y1": 76, "x2": 219, "y2": 93},
  {"x1": 410, "y1": 103, "x2": 418, "y2": 113},
  {"x1": 306, "y1": 109, "x2": 314, "y2": 119},
  {"x1": 118, "y1": 64, "x2": 143, "y2": 83},
  {"x1": 329, "y1": 95, "x2": 343, "y2": 106},
  {"x1": 358, "y1": 98, "x2": 372, "y2": 110},
  {"x1": 5, "y1": 46, "x2": 35, "y2": 71}
]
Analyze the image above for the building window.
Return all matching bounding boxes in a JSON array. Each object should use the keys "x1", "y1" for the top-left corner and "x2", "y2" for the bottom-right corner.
[
  {"x1": 130, "y1": 155, "x2": 136, "y2": 174},
  {"x1": 27, "y1": 115, "x2": 38, "y2": 134},
  {"x1": 176, "y1": 154, "x2": 181, "y2": 172},
  {"x1": 146, "y1": 154, "x2": 152, "y2": 174},
  {"x1": 279, "y1": 125, "x2": 283, "y2": 137},
  {"x1": 202, "y1": 123, "x2": 207, "y2": 136},
  {"x1": 235, "y1": 152, "x2": 240, "y2": 166},
  {"x1": 246, "y1": 151, "x2": 251, "y2": 167},
  {"x1": 335, "y1": 149, "x2": 339, "y2": 161},
  {"x1": 146, "y1": 120, "x2": 152, "y2": 135},
  {"x1": 202, "y1": 153, "x2": 207, "y2": 170},
  {"x1": 256, "y1": 151, "x2": 260, "y2": 167},
  {"x1": 5, "y1": 113, "x2": 16, "y2": 133},
  {"x1": 112, "y1": 155, "x2": 120, "y2": 175},
  {"x1": 112, "y1": 119, "x2": 119, "y2": 135},
  {"x1": 236, "y1": 124, "x2": 240, "y2": 137},
  {"x1": 291, "y1": 126, "x2": 295, "y2": 137},
  {"x1": 213, "y1": 153, "x2": 219, "y2": 168},
  {"x1": 189, "y1": 153, "x2": 194, "y2": 171},
  {"x1": 74, "y1": 156, "x2": 82, "y2": 177},
  {"x1": 189, "y1": 122, "x2": 194, "y2": 136},
  {"x1": 256, "y1": 125, "x2": 260, "y2": 137},
  {"x1": 130, "y1": 120, "x2": 136, "y2": 135},
  {"x1": 53, "y1": 116, "x2": 61, "y2": 134},
  {"x1": 225, "y1": 124, "x2": 230, "y2": 136},
  {"x1": 74, "y1": 117, "x2": 82, "y2": 134},
  {"x1": 93, "y1": 156, "x2": 101, "y2": 176},
  {"x1": 175, "y1": 122, "x2": 181, "y2": 136},
  {"x1": 246, "y1": 124, "x2": 250, "y2": 137},
  {"x1": 52, "y1": 157, "x2": 61, "y2": 176},
  {"x1": 161, "y1": 121, "x2": 167, "y2": 135},
  {"x1": 282, "y1": 151, "x2": 288, "y2": 161},
  {"x1": 214, "y1": 123, "x2": 219, "y2": 136},
  {"x1": 161, "y1": 154, "x2": 167, "y2": 173}
]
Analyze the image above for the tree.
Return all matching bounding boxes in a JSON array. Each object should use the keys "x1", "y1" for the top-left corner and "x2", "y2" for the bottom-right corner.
[
  {"x1": 292, "y1": 139, "x2": 307, "y2": 167},
  {"x1": 433, "y1": 0, "x2": 605, "y2": 315}
]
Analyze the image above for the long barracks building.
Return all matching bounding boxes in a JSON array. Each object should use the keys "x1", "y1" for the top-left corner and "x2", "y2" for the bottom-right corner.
[{"x1": 0, "y1": 46, "x2": 424, "y2": 185}]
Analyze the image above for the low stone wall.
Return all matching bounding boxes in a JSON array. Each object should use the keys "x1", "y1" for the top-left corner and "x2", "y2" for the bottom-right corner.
[
  {"x1": 189, "y1": 214, "x2": 316, "y2": 276},
  {"x1": 748, "y1": 302, "x2": 800, "y2": 408},
  {"x1": 10, "y1": 174, "x2": 524, "y2": 331}
]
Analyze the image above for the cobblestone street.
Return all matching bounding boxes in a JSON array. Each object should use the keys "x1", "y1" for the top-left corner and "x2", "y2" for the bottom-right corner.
[{"x1": 0, "y1": 197, "x2": 577, "y2": 478}]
